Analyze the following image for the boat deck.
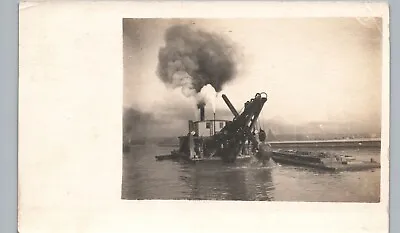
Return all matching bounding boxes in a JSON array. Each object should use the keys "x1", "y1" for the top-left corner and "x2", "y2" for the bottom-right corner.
[{"x1": 271, "y1": 153, "x2": 380, "y2": 172}]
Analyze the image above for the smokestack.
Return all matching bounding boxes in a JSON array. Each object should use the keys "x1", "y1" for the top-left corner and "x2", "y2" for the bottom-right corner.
[
  {"x1": 199, "y1": 106, "x2": 205, "y2": 121},
  {"x1": 213, "y1": 112, "x2": 216, "y2": 135},
  {"x1": 188, "y1": 120, "x2": 194, "y2": 133}
]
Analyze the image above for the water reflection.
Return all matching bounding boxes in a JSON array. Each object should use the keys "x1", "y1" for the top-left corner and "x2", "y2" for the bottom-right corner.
[
  {"x1": 179, "y1": 163, "x2": 251, "y2": 200},
  {"x1": 165, "y1": 161, "x2": 274, "y2": 201},
  {"x1": 121, "y1": 145, "x2": 380, "y2": 202},
  {"x1": 252, "y1": 167, "x2": 274, "y2": 201}
]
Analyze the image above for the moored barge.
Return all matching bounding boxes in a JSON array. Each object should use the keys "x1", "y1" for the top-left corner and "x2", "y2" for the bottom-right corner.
[{"x1": 271, "y1": 149, "x2": 380, "y2": 172}]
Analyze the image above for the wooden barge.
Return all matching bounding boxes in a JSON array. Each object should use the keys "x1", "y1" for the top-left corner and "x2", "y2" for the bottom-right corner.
[{"x1": 271, "y1": 149, "x2": 380, "y2": 172}]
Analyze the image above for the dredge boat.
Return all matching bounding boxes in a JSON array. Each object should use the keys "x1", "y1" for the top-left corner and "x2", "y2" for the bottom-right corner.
[
  {"x1": 271, "y1": 149, "x2": 380, "y2": 172},
  {"x1": 155, "y1": 92, "x2": 273, "y2": 163}
]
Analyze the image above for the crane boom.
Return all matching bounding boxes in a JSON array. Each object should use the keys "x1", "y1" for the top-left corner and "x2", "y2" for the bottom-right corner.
[
  {"x1": 222, "y1": 94, "x2": 239, "y2": 117},
  {"x1": 211, "y1": 92, "x2": 268, "y2": 162}
]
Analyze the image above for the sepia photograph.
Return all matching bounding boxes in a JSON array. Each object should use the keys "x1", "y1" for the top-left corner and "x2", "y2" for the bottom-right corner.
[
  {"x1": 18, "y1": 1, "x2": 390, "y2": 233},
  {"x1": 122, "y1": 17, "x2": 383, "y2": 202}
]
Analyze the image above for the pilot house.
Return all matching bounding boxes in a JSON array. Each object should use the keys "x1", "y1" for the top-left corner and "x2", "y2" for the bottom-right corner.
[{"x1": 188, "y1": 105, "x2": 231, "y2": 137}]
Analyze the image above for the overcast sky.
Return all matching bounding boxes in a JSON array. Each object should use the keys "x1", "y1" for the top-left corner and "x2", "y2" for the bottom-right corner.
[{"x1": 123, "y1": 18, "x2": 382, "y2": 133}]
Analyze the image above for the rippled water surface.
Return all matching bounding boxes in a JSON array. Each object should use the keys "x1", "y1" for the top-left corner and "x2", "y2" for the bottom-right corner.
[{"x1": 121, "y1": 145, "x2": 380, "y2": 202}]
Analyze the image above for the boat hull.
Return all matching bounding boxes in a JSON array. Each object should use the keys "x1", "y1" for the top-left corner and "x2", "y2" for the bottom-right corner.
[{"x1": 156, "y1": 151, "x2": 254, "y2": 163}]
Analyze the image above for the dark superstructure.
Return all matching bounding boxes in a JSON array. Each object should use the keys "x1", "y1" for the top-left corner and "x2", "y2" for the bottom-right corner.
[{"x1": 156, "y1": 92, "x2": 272, "y2": 163}]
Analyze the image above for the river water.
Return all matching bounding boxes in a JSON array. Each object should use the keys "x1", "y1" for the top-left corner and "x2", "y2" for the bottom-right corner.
[{"x1": 121, "y1": 145, "x2": 380, "y2": 202}]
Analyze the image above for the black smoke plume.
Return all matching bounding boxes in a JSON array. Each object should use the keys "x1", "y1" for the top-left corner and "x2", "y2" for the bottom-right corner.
[{"x1": 157, "y1": 24, "x2": 238, "y2": 107}]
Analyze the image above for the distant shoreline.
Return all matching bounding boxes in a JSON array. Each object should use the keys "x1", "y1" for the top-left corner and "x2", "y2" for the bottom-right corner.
[{"x1": 126, "y1": 138, "x2": 381, "y2": 149}]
